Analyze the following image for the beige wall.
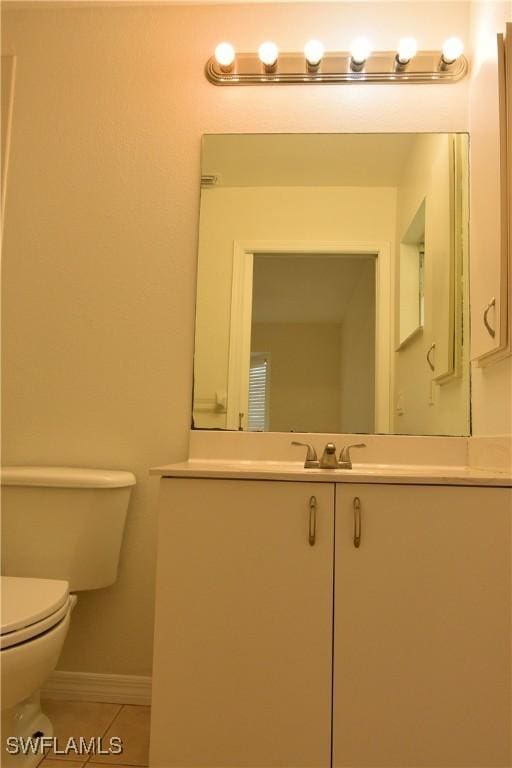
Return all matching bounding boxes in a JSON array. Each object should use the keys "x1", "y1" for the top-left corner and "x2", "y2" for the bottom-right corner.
[
  {"x1": 339, "y1": 260, "x2": 375, "y2": 433},
  {"x1": 252, "y1": 322, "x2": 342, "y2": 432},
  {"x1": 1, "y1": 2, "x2": 479, "y2": 675},
  {"x1": 250, "y1": 256, "x2": 375, "y2": 433}
]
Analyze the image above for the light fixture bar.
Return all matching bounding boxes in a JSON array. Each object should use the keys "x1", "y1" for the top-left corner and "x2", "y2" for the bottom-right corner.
[{"x1": 205, "y1": 50, "x2": 468, "y2": 85}]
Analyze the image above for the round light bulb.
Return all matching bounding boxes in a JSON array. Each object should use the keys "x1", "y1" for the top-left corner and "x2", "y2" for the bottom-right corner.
[
  {"x1": 442, "y1": 36, "x2": 464, "y2": 64},
  {"x1": 350, "y1": 36, "x2": 372, "y2": 65},
  {"x1": 214, "y1": 42, "x2": 236, "y2": 69},
  {"x1": 258, "y1": 41, "x2": 279, "y2": 67},
  {"x1": 397, "y1": 37, "x2": 418, "y2": 64},
  {"x1": 304, "y1": 39, "x2": 325, "y2": 67}
]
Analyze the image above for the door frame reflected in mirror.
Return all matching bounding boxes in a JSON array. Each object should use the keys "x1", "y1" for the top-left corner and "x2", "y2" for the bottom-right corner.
[{"x1": 226, "y1": 240, "x2": 392, "y2": 434}]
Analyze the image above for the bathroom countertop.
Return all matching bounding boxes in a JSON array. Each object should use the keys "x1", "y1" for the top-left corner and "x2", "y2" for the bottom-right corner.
[{"x1": 150, "y1": 460, "x2": 512, "y2": 487}]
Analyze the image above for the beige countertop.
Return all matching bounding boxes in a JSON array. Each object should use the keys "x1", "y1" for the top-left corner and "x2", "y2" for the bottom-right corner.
[{"x1": 150, "y1": 460, "x2": 512, "y2": 487}]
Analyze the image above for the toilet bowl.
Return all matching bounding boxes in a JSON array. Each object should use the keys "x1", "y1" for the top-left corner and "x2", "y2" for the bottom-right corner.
[
  {"x1": 0, "y1": 466, "x2": 136, "y2": 768},
  {"x1": 1, "y1": 576, "x2": 76, "y2": 767}
]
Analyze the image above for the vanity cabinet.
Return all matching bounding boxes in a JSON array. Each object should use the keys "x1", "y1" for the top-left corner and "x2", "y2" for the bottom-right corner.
[{"x1": 150, "y1": 478, "x2": 511, "y2": 768}]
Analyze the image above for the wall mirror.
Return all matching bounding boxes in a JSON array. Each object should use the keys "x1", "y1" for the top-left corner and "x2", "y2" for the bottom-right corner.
[{"x1": 193, "y1": 133, "x2": 470, "y2": 437}]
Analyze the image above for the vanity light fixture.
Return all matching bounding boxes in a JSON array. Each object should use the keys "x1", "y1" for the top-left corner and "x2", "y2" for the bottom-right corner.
[
  {"x1": 304, "y1": 39, "x2": 325, "y2": 70},
  {"x1": 350, "y1": 37, "x2": 372, "y2": 71},
  {"x1": 206, "y1": 39, "x2": 468, "y2": 85},
  {"x1": 258, "y1": 41, "x2": 279, "y2": 71}
]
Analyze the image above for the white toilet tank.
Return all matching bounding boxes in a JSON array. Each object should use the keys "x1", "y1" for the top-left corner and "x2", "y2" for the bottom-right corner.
[{"x1": 1, "y1": 467, "x2": 136, "y2": 591}]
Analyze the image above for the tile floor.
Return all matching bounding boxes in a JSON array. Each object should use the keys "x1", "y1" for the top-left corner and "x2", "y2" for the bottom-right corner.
[{"x1": 35, "y1": 700, "x2": 151, "y2": 767}]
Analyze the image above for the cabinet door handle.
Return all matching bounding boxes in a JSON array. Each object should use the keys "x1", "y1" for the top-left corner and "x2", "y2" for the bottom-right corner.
[
  {"x1": 426, "y1": 343, "x2": 436, "y2": 372},
  {"x1": 483, "y1": 297, "x2": 496, "y2": 338},
  {"x1": 308, "y1": 496, "x2": 317, "y2": 546},
  {"x1": 353, "y1": 497, "x2": 361, "y2": 548}
]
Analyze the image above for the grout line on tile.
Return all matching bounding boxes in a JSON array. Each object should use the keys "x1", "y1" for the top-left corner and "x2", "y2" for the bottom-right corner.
[{"x1": 82, "y1": 704, "x2": 123, "y2": 766}]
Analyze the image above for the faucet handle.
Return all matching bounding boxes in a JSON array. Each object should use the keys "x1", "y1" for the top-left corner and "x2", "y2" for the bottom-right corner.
[
  {"x1": 291, "y1": 441, "x2": 319, "y2": 468},
  {"x1": 339, "y1": 443, "x2": 366, "y2": 469}
]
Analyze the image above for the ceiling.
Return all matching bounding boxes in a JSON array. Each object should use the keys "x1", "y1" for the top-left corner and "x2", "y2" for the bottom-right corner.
[
  {"x1": 202, "y1": 133, "x2": 419, "y2": 188},
  {"x1": 5, "y1": 0, "x2": 440, "y2": 4}
]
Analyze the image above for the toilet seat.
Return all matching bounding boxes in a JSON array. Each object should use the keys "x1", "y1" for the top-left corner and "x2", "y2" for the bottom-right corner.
[{"x1": 1, "y1": 576, "x2": 71, "y2": 650}]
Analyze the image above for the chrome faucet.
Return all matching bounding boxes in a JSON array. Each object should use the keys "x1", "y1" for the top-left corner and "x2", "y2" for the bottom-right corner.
[
  {"x1": 291, "y1": 440, "x2": 366, "y2": 469},
  {"x1": 338, "y1": 443, "x2": 366, "y2": 469},
  {"x1": 292, "y1": 441, "x2": 338, "y2": 469}
]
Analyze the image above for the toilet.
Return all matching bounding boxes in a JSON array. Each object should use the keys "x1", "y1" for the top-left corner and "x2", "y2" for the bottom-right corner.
[{"x1": 0, "y1": 466, "x2": 136, "y2": 767}]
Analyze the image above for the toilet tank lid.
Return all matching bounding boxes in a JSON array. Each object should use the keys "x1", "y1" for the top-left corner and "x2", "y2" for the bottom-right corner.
[{"x1": 1, "y1": 466, "x2": 136, "y2": 489}]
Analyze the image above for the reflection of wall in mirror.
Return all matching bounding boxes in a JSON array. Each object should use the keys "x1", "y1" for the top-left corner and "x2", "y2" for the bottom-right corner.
[
  {"x1": 394, "y1": 134, "x2": 469, "y2": 436},
  {"x1": 193, "y1": 185, "x2": 396, "y2": 429},
  {"x1": 251, "y1": 323, "x2": 342, "y2": 433},
  {"x1": 339, "y1": 261, "x2": 376, "y2": 434},
  {"x1": 249, "y1": 255, "x2": 375, "y2": 434}
]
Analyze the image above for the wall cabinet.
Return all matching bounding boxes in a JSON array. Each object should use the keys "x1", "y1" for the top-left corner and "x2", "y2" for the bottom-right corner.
[
  {"x1": 470, "y1": 23, "x2": 511, "y2": 363},
  {"x1": 150, "y1": 479, "x2": 511, "y2": 768}
]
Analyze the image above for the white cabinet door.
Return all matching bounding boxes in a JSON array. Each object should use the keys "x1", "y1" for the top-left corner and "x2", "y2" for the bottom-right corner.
[
  {"x1": 470, "y1": 22, "x2": 510, "y2": 362},
  {"x1": 150, "y1": 479, "x2": 334, "y2": 768},
  {"x1": 333, "y1": 483, "x2": 511, "y2": 767}
]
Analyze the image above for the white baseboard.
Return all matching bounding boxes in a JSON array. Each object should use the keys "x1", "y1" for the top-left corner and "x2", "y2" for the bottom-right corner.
[{"x1": 42, "y1": 671, "x2": 152, "y2": 706}]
